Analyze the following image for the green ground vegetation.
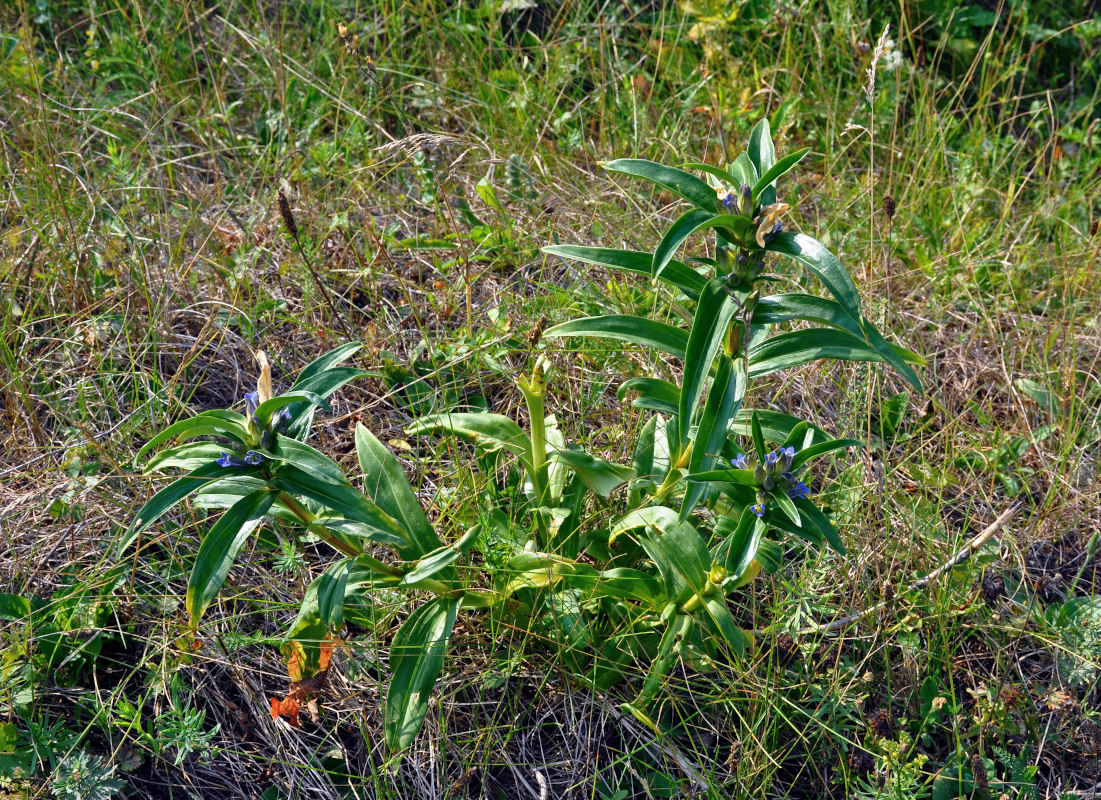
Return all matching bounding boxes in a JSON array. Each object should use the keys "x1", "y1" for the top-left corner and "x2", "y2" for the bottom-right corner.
[{"x1": 0, "y1": 1, "x2": 1099, "y2": 798}]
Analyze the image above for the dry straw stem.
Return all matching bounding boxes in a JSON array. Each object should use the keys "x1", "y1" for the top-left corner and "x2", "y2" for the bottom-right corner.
[{"x1": 803, "y1": 502, "x2": 1020, "y2": 634}]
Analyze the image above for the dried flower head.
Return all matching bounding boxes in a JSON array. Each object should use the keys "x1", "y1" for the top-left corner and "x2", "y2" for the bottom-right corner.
[
  {"x1": 867, "y1": 708, "x2": 894, "y2": 738},
  {"x1": 981, "y1": 571, "x2": 1006, "y2": 602},
  {"x1": 847, "y1": 747, "x2": 875, "y2": 774}
]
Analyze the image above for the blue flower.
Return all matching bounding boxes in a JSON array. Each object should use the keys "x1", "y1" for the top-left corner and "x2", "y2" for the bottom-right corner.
[
  {"x1": 244, "y1": 450, "x2": 263, "y2": 466},
  {"x1": 718, "y1": 189, "x2": 738, "y2": 211},
  {"x1": 765, "y1": 450, "x2": 781, "y2": 466},
  {"x1": 787, "y1": 481, "x2": 810, "y2": 500},
  {"x1": 275, "y1": 409, "x2": 292, "y2": 429},
  {"x1": 245, "y1": 391, "x2": 260, "y2": 418},
  {"x1": 750, "y1": 503, "x2": 767, "y2": 517},
  {"x1": 780, "y1": 446, "x2": 795, "y2": 458},
  {"x1": 731, "y1": 453, "x2": 749, "y2": 469},
  {"x1": 217, "y1": 452, "x2": 248, "y2": 468}
]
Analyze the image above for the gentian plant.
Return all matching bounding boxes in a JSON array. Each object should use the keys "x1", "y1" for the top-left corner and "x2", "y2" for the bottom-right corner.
[{"x1": 123, "y1": 120, "x2": 923, "y2": 749}]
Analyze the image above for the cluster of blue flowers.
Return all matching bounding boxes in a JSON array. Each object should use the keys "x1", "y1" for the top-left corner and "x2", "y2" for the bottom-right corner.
[
  {"x1": 218, "y1": 450, "x2": 263, "y2": 468},
  {"x1": 730, "y1": 446, "x2": 811, "y2": 516},
  {"x1": 215, "y1": 392, "x2": 294, "y2": 470}
]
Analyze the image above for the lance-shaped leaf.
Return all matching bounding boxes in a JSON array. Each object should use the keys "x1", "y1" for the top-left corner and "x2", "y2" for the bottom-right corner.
[
  {"x1": 638, "y1": 612, "x2": 693, "y2": 704},
  {"x1": 186, "y1": 488, "x2": 276, "y2": 629},
  {"x1": 711, "y1": 508, "x2": 764, "y2": 580},
  {"x1": 137, "y1": 410, "x2": 252, "y2": 462},
  {"x1": 728, "y1": 152, "x2": 759, "y2": 191},
  {"x1": 385, "y1": 596, "x2": 461, "y2": 750},
  {"x1": 598, "y1": 568, "x2": 664, "y2": 609},
  {"x1": 771, "y1": 487, "x2": 801, "y2": 527},
  {"x1": 406, "y1": 413, "x2": 533, "y2": 470},
  {"x1": 790, "y1": 438, "x2": 864, "y2": 470},
  {"x1": 549, "y1": 448, "x2": 635, "y2": 499},
  {"x1": 766, "y1": 232, "x2": 863, "y2": 329},
  {"x1": 253, "y1": 391, "x2": 329, "y2": 427},
  {"x1": 653, "y1": 210, "x2": 756, "y2": 281},
  {"x1": 144, "y1": 442, "x2": 227, "y2": 474},
  {"x1": 611, "y1": 505, "x2": 680, "y2": 543},
  {"x1": 356, "y1": 424, "x2": 441, "y2": 560},
  {"x1": 751, "y1": 148, "x2": 810, "y2": 203},
  {"x1": 120, "y1": 461, "x2": 248, "y2": 555},
  {"x1": 542, "y1": 245, "x2": 707, "y2": 300},
  {"x1": 683, "y1": 356, "x2": 745, "y2": 518},
  {"x1": 285, "y1": 366, "x2": 374, "y2": 441},
  {"x1": 731, "y1": 410, "x2": 832, "y2": 446},
  {"x1": 747, "y1": 119, "x2": 776, "y2": 201},
  {"x1": 795, "y1": 497, "x2": 846, "y2": 555},
  {"x1": 752, "y1": 295, "x2": 923, "y2": 390},
  {"x1": 618, "y1": 378, "x2": 680, "y2": 415},
  {"x1": 748, "y1": 328, "x2": 910, "y2": 379},
  {"x1": 544, "y1": 316, "x2": 689, "y2": 360},
  {"x1": 270, "y1": 435, "x2": 348, "y2": 485},
  {"x1": 679, "y1": 281, "x2": 741, "y2": 453},
  {"x1": 601, "y1": 158, "x2": 719, "y2": 211},
  {"x1": 269, "y1": 464, "x2": 405, "y2": 550},
  {"x1": 292, "y1": 341, "x2": 363, "y2": 386},
  {"x1": 701, "y1": 595, "x2": 746, "y2": 656},
  {"x1": 316, "y1": 558, "x2": 353, "y2": 629}
]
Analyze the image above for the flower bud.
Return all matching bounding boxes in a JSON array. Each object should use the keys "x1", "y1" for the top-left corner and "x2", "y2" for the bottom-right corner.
[
  {"x1": 725, "y1": 321, "x2": 743, "y2": 357},
  {"x1": 737, "y1": 184, "x2": 754, "y2": 217}
]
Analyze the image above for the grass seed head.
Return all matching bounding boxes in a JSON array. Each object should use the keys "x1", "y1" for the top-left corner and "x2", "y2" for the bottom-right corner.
[{"x1": 277, "y1": 189, "x2": 299, "y2": 239}]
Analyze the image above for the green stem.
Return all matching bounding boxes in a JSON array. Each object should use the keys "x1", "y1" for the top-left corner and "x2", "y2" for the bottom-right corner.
[{"x1": 278, "y1": 491, "x2": 362, "y2": 559}]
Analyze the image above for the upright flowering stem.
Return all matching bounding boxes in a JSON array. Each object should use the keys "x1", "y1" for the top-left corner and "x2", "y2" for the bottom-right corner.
[{"x1": 517, "y1": 360, "x2": 549, "y2": 502}]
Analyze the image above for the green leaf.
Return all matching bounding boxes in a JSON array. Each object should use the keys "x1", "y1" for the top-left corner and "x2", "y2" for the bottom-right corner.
[
  {"x1": 683, "y1": 357, "x2": 745, "y2": 518},
  {"x1": 682, "y1": 161, "x2": 740, "y2": 190},
  {"x1": 253, "y1": 392, "x2": 329, "y2": 426},
  {"x1": 701, "y1": 595, "x2": 746, "y2": 656},
  {"x1": 794, "y1": 497, "x2": 846, "y2": 555},
  {"x1": 355, "y1": 424, "x2": 441, "y2": 560},
  {"x1": 542, "y1": 245, "x2": 707, "y2": 300},
  {"x1": 653, "y1": 210, "x2": 757, "y2": 281},
  {"x1": 137, "y1": 410, "x2": 251, "y2": 463},
  {"x1": 601, "y1": 158, "x2": 718, "y2": 211},
  {"x1": 598, "y1": 568, "x2": 664, "y2": 610},
  {"x1": 770, "y1": 488, "x2": 801, "y2": 526},
  {"x1": 120, "y1": 461, "x2": 245, "y2": 555},
  {"x1": 186, "y1": 489, "x2": 276, "y2": 629},
  {"x1": 712, "y1": 508, "x2": 763, "y2": 579},
  {"x1": 748, "y1": 328, "x2": 906, "y2": 379},
  {"x1": 544, "y1": 315, "x2": 689, "y2": 360},
  {"x1": 385, "y1": 597, "x2": 461, "y2": 750},
  {"x1": 611, "y1": 506, "x2": 681, "y2": 542},
  {"x1": 285, "y1": 366, "x2": 373, "y2": 441},
  {"x1": 406, "y1": 413, "x2": 532, "y2": 469},
  {"x1": 316, "y1": 559, "x2": 353, "y2": 628},
  {"x1": 751, "y1": 148, "x2": 810, "y2": 202},
  {"x1": 747, "y1": 120, "x2": 776, "y2": 191},
  {"x1": 731, "y1": 410, "x2": 832, "y2": 446},
  {"x1": 401, "y1": 546, "x2": 460, "y2": 585},
  {"x1": 144, "y1": 442, "x2": 227, "y2": 474},
  {"x1": 270, "y1": 435, "x2": 348, "y2": 485},
  {"x1": 680, "y1": 280, "x2": 741, "y2": 452},
  {"x1": 549, "y1": 448, "x2": 635, "y2": 499},
  {"x1": 751, "y1": 412, "x2": 767, "y2": 460},
  {"x1": 790, "y1": 438, "x2": 864, "y2": 470},
  {"x1": 766, "y1": 232, "x2": 863, "y2": 328},
  {"x1": 291, "y1": 342, "x2": 363, "y2": 387},
  {"x1": 618, "y1": 378, "x2": 680, "y2": 415},
  {"x1": 269, "y1": 464, "x2": 406, "y2": 550},
  {"x1": 728, "y1": 152, "x2": 758, "y2": 190},
  {"x1": 632, "y1": 414, "x2": 673, "y2": 486},
  {"x1": 657, "y1": 522, "x2": 712, "y2": 602}
]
